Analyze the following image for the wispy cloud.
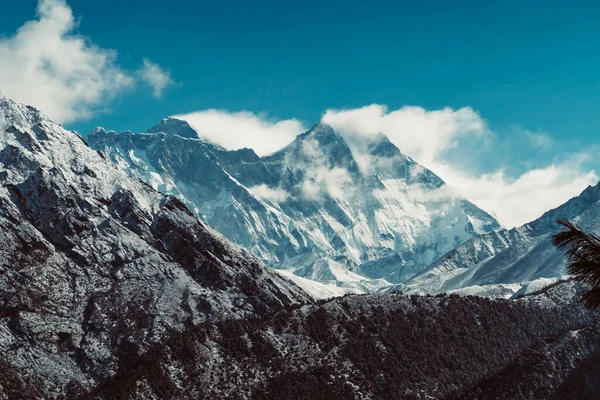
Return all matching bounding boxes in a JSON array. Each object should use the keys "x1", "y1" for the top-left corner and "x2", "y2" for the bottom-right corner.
[
  {"x1": 301, "y1": 165, "x2": 354, "y2": 202},
  {"x1": 138, "y1": 58, "x2": 173, "y2": 98},
  {"x1": 0, "y1": 0, "x2": 172, "y2": 123},
  {"x1": 250, "y1": 184, "x2": 289, "y2": 203},
  {"x1": 173, "y1": 109, "x2": 305, "y2": 156},
  {"x1": 519, "y1": 128, "x2": 553, "y2": 150}
]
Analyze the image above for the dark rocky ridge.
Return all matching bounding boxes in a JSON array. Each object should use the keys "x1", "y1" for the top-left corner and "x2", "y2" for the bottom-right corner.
[
  {"x1": 0, "y1": 93, "x2": 310, "y2": 397},
  {"x1": 89, "y1": 281, "x2": 600, "y2": 399}
]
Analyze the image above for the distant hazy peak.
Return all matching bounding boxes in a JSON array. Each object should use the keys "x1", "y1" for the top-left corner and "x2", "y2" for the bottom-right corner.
[
  {"x1": 517, "y1": 181, "x2": 600, "y2": 237},
  {"x1": 88, "y1": 127, "x2": 118, "y2": 137}
]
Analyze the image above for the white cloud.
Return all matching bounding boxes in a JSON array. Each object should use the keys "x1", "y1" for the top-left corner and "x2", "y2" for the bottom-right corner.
[
  {"x1": 301, "y1": 166, "x2": 354, "y2": 202},
  {"x1": 173, "y1": 110, "x2": 305, "y2": 156},
  {"x1": 322, "y1": 104, "x2": 598, "y2": 228},
  {"x1": 296, "y1": 138, "x2": 356, "y2": 202},
  {"x1": 0, "y1": 0, "x2": 172, "y2": 123},
  {"x1": 519, "y1": 128, "x2": 553, "y2": 150},
  {"x1": 434, "y1": 158, "x2": 598, "y2": 227},
  {"x1": 322, "y1": 104, "x2": 489, "y2": 167},
  {"x1": 250, "y1": 184, "x2": 289, "y2": 203},
  {"x1": 301, "y1": 176, "x2": 322, "y2": 202},
  {"x1": 139, "y1": 58, "x2": 173, "y2": 98}
]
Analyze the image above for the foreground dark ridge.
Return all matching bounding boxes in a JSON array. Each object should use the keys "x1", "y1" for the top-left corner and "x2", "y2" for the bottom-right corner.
[
  {"x1": 0, "y1": 94, "x2": 310, "y2": 397},
  {"x1": 85, "y1": 281, "x2": 599, "y2": 399}
]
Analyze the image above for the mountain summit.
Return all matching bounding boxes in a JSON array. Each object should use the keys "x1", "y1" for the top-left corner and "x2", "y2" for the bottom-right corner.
[
  {"x1": 146, "y1": 117, "x2": 201, "y2": 139},
  {"x1": 89, "y1": 118, "x2": 500, "y2": 293}
]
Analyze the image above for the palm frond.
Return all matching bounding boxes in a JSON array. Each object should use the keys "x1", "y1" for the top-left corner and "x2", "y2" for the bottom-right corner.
[
  {"x1": 581, "y1": 286, "x2": 600, "y2": 310},
  {"x1": 552, "y1": 219, "x2": 600, "y2": 308}
]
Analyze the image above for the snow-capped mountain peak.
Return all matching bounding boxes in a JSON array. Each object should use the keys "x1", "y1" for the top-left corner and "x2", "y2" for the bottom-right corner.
[
  {"x1": 147, "y1": 116, "x2": 201, "y2": 139},
  {"x1": 88, "y1": 119, "x2": 501, "y2": 292}
]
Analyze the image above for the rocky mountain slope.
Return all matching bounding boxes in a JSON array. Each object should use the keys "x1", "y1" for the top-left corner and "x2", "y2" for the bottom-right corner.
[
  {"x1": 0, "y1": 93, "x2": 310, "y2": 397},
  {"x1": 396, "y1": 182, "x2": 600, "y2": 297},
  {"x1": 88, "y1": 120, "x2": 500, "y2": 292}
]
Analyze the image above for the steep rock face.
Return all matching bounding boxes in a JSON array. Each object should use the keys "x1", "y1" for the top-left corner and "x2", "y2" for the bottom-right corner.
[
  {"x1": 397, "y1": 183, "x2": 600, "y2": 296},
  {"x1": 88, "y1": 121, "x2": 500, "y2": 291},
  {"x1": 0, "y1": 94, "x2": 309, "y2": 396}
]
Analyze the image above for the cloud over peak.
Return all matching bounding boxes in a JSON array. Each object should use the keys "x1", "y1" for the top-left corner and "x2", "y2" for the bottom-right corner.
[
  {"x1": 322, "y1": 104, "x2": 489, "y2": 168},
  {"x1": 321, "y1": 104, "x2": 597, "y2": 227},
  {"x1": 174, "y1": 103, "x2": 598, "y2": 228},
  {"x1": 173, "y1": 109, "x2": 305, "y2": 156}
]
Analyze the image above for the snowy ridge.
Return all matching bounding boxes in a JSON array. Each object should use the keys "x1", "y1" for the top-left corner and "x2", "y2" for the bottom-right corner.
[
  {"x1": 274, "y1": 269, "x2": 357, "y2": 299},
  {"x1": 394, "y1": 182, "x2": 600, "y2": 296}
]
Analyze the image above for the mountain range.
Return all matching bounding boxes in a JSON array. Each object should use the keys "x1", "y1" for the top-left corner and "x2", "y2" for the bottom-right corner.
[
  {"x1": 1, "y1": 93, "x2": 599, "y2": 398},
  {"x1": 398, "y1": 181, "x2": 600, "y2": 297},
  {"x1": 88, "y1": 119, "x2": 501, "y2": 294},
  {"x1": 88, "y1": 117, "x2": 600, "y2": 299}
]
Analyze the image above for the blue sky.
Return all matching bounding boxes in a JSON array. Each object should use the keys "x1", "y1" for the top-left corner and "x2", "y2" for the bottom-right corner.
[{"x1": 1, "y1": 0, "x2": 599, "y2": 226}]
